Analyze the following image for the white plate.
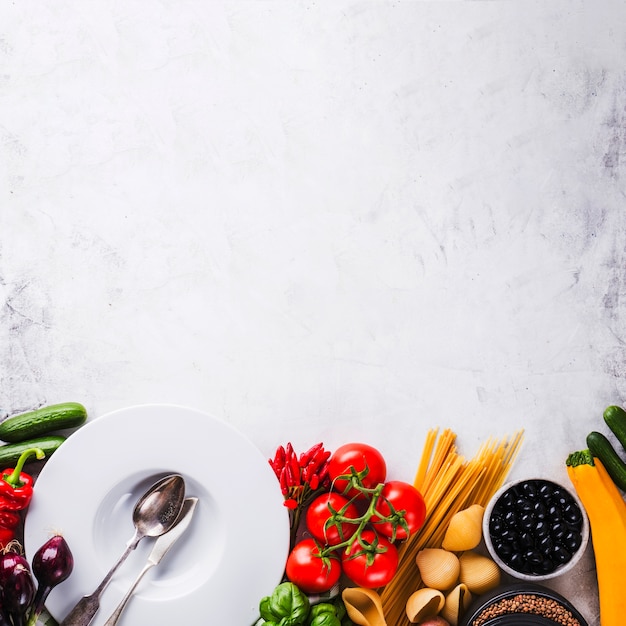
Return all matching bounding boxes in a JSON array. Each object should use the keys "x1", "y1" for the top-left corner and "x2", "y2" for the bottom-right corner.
[{"x1": 23, "y1": 404, "x2": 290, "y2": 626}]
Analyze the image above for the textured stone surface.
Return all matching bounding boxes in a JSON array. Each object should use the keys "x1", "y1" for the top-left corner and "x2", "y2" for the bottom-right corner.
[{"x1": 3, "y1": 2, "x2": 626, "y2": 624}]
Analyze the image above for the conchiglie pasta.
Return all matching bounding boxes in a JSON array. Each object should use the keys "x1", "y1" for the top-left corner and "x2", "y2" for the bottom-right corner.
[
  {"x1": 416, "y1": 548, "x2": 460, "y2": 591},
  {"x1": 458, "y1": 551, "x2": 501, "y2": 594},
  {"x1": 442, "y1": 504, "x2": 484, "y2": 552}
]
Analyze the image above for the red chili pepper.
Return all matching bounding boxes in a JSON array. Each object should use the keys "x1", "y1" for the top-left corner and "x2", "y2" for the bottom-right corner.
[
  {"x1": 279, "y1": 466, "x2": 289, "y2": 495},
  {"x1": 269, "y1": 445, "x2": 286, "y2": 476},
  {"x1": 275, "y1": 445, "x2": 286, "y2": 464},
  {"x1": 0, "y1": 448, "x2": 45, "y2": 547},
  {"x1": 317, "y1": 459, "x2": 330, "y2": 484},
  {"x1": 299, "y1": 442, "x2": 323, "y2": 467},
  {"x1": 308, "y1": 448, "x2": 330, "y2": 472},
  {"x1": 288, "y1": 454, "x2": 301, "y2": 487},
  {"x1": 284, "y1": 459, "x2": 298, "y2": 488}
]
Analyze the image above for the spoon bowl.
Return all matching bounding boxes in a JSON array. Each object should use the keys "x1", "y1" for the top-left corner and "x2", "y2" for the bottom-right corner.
[{"x1": 130, "y1": 475, "x2": 186, "y2": 544}]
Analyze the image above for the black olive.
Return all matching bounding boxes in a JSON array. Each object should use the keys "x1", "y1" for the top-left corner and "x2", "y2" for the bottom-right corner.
[
  {"x1": 563, "y1": 501, "x2": 583, "y2": 526},
  {"x1": 533, "y1": 519, "x2": 550, "y2": 537},
  {"x1": 519, "y1": 512, "x2": 535, "y2": 530},
  {"x1": 521, "y1": 480, "x2": 539, "y2": 498},
  {"x1": 552, "y1": 488, "x2": 569, "y2": 508},
  {"x1": 550, "y1": 521, "x2": 567, "y2": 541},
  {"x1": 516, "y1": 497, "x2": 534, "y2": 514},
  {"x1": 503, "y1": 509, "x2": 518, "y2": 526},
  {"x1": 501, "y1": 525, "x2": 519, "y2": 540},
  {"x1": 547, "y1": 503, "x2": 562, "y2": 520},
  {"x1": 500, "y1": 490, "x2": 516, "y2": 509},
  {"x1": 508, "y1": 551, "x2": 524, "y2": 569},
  {"x1": 538, "y1": 481, "x2": 555, "y2": 498},
  {"x1": 563, "y1": 529, "x2": 582, "y2": 552},
  {"x1": 524, "y1": 548, "x2": 543, "y2": 564},
  {"x1": 521, "y1": 558, "x2": 534, "y2": 574},
  {"x1": 552, "y1": 543, "x2": 572, "y2": 564},
  {"x1": 538, "y1": 534, "x2": 554, "y2": 553},
  {"x1": 489, "y1": 517, "x2": 504, "y2": 537},
  {"x1": 533, "y1": 500, "x2": 547, "y2": 519},
  {"x1": 537, "y1": 557, "x2": 556, "y2": 573},
  {"x1": 494, "y1": 541, "x2": 513, "y2": 558}
]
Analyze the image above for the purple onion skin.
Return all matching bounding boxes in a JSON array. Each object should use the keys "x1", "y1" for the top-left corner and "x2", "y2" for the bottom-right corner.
[
  {"x1": 1, "y1": 563, "x2": 35, "y2": 626},
  {"x1": 0, "y1": 604, "x2": 11, "y2": 626},
  {"x1": 32, "y1": 535, "x2": 74, "y2": 588},
  {"x1": 0, "y1": 551, "x2": 34, "y2": 626},
  {"x1": 27, "y1": 535, "x2": 74, "y2": 625},
  {"x1": 0, "y1": 552, "x2": 30, "y2": 588}
]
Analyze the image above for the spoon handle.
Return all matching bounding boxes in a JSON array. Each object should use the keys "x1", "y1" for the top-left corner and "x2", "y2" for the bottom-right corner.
[
  {"x1": 60, "y1": 535, "x2": 141, "y2": 626},
  {"x1": 100, "y1": 560, "x2": 155, "y2": 626},
  {"x1": 101, "y1": 497, "x2": 198, "y2": 626}
]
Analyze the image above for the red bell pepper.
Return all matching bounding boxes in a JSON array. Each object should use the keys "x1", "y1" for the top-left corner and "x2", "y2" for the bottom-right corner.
[{"x1": 0, "y1": 448, "x2": 45, "y2": 547}]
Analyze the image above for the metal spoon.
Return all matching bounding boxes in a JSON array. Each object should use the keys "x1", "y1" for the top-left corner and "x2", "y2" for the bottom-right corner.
[
  {"x1": 60, "y1": 473, "x2": 186, "y2": 626},
  {"x1": 102, "y1": 497, "x2": 198, "y2": 626}
]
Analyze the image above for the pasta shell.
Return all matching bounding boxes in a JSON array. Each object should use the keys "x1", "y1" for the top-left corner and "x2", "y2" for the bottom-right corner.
[
  {"x1": 458, "y1": 551, "x2": 501, "y2": 595},
  {"x1": 441, "y1": 504, "x2": 485, "y2": 552},
  {"x1": 342, "y1": 587, "x2": 387, "y2": 626},
  {"x1": 405, "y1": 587, "x2": 445, "y2": 623},
  {"x1": 440, "y1": 583, "x2": 473, "y2": 626},
  {"x1": 416, "y1": 548, "x2": 461, "y2": 590}
]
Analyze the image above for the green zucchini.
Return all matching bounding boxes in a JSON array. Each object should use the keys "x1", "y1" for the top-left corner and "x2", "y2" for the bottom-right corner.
[
  {"x1": 0, "y1": 402, "x2": 87, "y2": 443},
  {"x1": 0, "y1": 436, "x2": 66, "y2": 467},
  {"x1": 586, "y1": 430, "x2": 626, "y2": 491},
  {"x1": 603, "y1": 404, "x2": 626, "y2": 451}
]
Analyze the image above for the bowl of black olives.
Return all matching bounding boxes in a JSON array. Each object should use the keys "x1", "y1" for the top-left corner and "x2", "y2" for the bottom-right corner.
[{"x1": 483, "y1": 477, "x2": 589, "y2": 581}]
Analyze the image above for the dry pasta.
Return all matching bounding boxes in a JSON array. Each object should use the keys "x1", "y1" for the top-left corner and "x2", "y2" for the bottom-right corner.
[{"x1": 380, "y1": 428, "x2": 524, "y2": 626}]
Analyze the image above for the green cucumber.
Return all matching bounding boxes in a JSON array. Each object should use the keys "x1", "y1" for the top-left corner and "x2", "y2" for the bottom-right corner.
[
  {"x1": 586, "y1": 430, "x2": 626, "y2": 491},
  {"x1": 0, "y1": 436, "x2": 66, "y2": 467},
  {"x1": 603, "y1": 405, "x2": 626, "y2": 451},
  {"x1": 0, "y1": 402, "x2": 87, "y2": 443}
]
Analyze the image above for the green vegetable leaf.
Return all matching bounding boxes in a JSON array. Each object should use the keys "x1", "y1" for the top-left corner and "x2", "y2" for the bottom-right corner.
[
  {"x1": 259, "y1": 582, "x2": 310, "y2": 626},
  {"x1": 260, "y1": 597, "x2": 275, "y2": 622},
  {"x1": 310, "y1": 603, "x2": 336, "y2": 618},
  {"x1": 309, "y1": 614, "x2": 341, "y2": 626}
]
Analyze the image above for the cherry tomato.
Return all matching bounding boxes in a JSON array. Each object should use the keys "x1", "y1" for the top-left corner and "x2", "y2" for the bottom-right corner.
[
  {"x1": 341, "y1": 529, "x2": 398, "y2": 588},
  {"x1": 371, "y1": 480, "x2": 427, "y2": 540},
  {"x1": 306, "y1": 492, "x2": 360, "y2": 546},
  {"x1": 327, "y1": 443, "x2": 387, "y2": 497},
  {"x1": 285, "y1": 539, "x2": 341, "y2": 593}
]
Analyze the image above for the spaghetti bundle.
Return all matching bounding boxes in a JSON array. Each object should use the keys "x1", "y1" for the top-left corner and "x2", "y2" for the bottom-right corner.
[{"x1": 379, "y1": 428, "x2": 524, "y2": 625}]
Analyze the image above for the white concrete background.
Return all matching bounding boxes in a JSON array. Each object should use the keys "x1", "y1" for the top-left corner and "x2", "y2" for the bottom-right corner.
[{"x1": 2, "y1": 1, "x2": 626, "y2": 624}]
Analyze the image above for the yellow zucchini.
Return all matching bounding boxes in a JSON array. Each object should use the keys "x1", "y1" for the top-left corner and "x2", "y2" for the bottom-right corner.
[{"x1": 566, "y1": 450, "x2": 626, "y2": 626}]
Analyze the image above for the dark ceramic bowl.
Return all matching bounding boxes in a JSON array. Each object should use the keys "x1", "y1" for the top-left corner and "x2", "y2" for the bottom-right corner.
[
  {"x1": 483, "y1": 477, "x2": 589, "y2": 581},
  {"x1": 459, "y1": 582, "x2": 589, "y2": 626}
]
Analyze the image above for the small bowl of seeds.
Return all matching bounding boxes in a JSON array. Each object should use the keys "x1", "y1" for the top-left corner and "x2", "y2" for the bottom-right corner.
[
  {"x1": 483, "y1": 477, "x2": 589, "y2": 581},
  {"x1": 459, "y1": 582, "x2": 589, "y2": 626}
]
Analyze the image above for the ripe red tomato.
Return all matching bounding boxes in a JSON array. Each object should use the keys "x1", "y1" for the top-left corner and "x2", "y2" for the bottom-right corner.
[
  {"x1": 285, "y1": 539, "x2": 341, "y2": 593},
  {"x1": 327, "y1": 443, "x2": 387, "y2": 497},
  {"x1": 371, "y1": 480, "x2": 427, "y2": 540},
  {"x1": 306, "y1": 492, "x2": 360, "y2": 546},
  {"x1": 341, "y1": 529, "x2": 398, "y2": 588}
]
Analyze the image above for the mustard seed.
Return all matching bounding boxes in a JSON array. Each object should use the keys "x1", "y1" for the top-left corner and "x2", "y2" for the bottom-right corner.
[{"x1": 471, "y1": 593, "x2": 581, "y2": 626}]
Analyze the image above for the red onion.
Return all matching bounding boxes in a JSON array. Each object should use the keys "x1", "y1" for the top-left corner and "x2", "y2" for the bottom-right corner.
[
  {"x1": 0, "y1": 550, "x2": 30, "y2": 586},
  {"x1": 0, "y1": 559, "x2": 35, "y2": 626},
  {"x1": 26, "y1": 535, "x2": 74, "y2": 626}
]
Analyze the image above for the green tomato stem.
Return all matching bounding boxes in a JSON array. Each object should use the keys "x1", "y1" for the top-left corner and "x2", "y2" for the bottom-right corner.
[{"x1": 320, "y1": 482, "x2": 393, "y2": 558}]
